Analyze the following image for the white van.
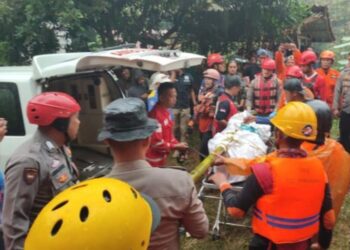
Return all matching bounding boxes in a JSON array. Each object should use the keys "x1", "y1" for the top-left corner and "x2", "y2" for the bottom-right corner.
[{"x1": 0, "y1": 48, "x2": 204, "y2": 179}]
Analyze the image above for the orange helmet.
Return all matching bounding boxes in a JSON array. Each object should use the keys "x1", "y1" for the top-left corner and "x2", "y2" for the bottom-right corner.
[
  {"x1": 320, "y1": 50, "x2": 335, "y2": 60},
  {"x1": 207, "y1": 53, "x2": 224, "y2": 67}
]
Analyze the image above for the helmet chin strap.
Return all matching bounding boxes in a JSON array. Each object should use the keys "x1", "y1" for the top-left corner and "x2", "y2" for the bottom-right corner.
[
  {"x1": 64, "y1": 132, "x2": 72, "y2": 145},
  {"x1": 51, "y1": 118, "x2": 71, "y2": 144}
]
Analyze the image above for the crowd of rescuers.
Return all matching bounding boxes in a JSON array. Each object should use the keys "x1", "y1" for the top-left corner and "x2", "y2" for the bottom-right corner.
[{"x1": 0, "y1": 44, "x2": 349, "y2": 250}]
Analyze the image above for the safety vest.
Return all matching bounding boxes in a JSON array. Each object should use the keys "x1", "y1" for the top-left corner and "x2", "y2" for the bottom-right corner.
[
  {"x1": 253, "y1": 75, "x2": 279, "y2": 115},
  {"x1": 213, "y1": 93, "x2": 237, "y2": 134},
  {"x1": 252, "y1": 157, "x2": 326, "y2": 244}
]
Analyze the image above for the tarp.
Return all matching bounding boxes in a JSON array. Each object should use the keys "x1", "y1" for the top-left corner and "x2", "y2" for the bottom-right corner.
[{"x1": 208, "y1": 112, "x2": 271, "y2": 183}]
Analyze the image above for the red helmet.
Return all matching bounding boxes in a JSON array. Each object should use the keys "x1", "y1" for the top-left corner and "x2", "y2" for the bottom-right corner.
[
  {"x1": 286, "y1": 65, "x2": 303, "y2": 79},
  {"x1": 207, "y1": 53, "x2": 224, "y2": 68},
  {"x1": 261, "y1": 58, "x2": 276, "y2": 70},
  {"x1": 300, "y1": 51, "x2": 317, "y2": 65},
  {"x1": 27, "y1": 92, "x2": 81, "y2": 126},
  {"x1": 203, "y1": 69, "x2": 220, "y2": 81},
  {"x1": 320, "y1": 50, "x2": 335, "y2": 60}
]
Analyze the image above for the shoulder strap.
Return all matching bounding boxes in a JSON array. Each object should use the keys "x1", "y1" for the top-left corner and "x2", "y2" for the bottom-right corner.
[{"x1": 251, "y1": 162, "x2": 273, "y2": 194}]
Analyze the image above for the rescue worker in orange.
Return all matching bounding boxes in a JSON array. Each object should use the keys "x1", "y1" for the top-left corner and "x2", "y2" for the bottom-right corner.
[
  {"x1": 210, "y1": 102, "x2": 335, "y2": 250},
  {"x1": 302, "y1": 100, "x2": 350, "y2": 222},
  {"x1": 225, "y1": 88, "x2": 350, "y2": 225},
  {"x1": 316, "y1": 50, "x2": 340, "y2": 108},
  {"x1": 299, "y1": 51, "x2": 327, "y2": 101},
  {"x1": 275, "y1": 43, "x2": 301, "y2": 81}
]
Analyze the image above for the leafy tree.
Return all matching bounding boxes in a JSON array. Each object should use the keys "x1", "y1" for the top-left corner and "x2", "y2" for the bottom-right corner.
[{"x1": 0, "y1": 0, "x2": 310, "y2": 65}]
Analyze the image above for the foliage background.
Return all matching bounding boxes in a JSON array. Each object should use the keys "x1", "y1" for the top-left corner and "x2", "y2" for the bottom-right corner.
[{"x1": 0, "y1": 0, "x2": 310, "y2": 65}]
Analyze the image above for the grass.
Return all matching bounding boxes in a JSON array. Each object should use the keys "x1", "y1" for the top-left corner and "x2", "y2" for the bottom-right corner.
[{"x1": 173, "y1": 119, "x2": 350, "y2": 249}]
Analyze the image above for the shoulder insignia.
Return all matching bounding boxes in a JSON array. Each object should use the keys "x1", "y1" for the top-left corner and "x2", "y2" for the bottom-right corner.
[
  {"x1": 23, "y1": 168, "x2": 38, "y2": 185},
  {"x1": 45, "y1": 141, "x2": 57, "y2": 152}
]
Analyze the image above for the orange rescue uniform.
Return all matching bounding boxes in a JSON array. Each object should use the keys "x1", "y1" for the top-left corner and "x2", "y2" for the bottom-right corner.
[
  {"x1": 223, "y1": 138, "x2": 350, "y2": 221},
  {"x1": 252, "y1": 157, "x2": 326, "y2": 243},
  {"x1": 316, "y1": 68, "x2": 340, "y2": 108},
  {"x1": 302, "y1": 139, "x2": 350, "y2": 218}
]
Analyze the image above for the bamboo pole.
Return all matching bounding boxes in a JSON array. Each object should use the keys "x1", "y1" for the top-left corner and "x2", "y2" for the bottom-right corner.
[{"x1": 190, "y1": 146, "x2": 226, "y2": 183}]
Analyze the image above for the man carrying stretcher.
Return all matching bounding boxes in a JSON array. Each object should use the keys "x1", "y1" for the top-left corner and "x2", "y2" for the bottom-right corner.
[{"x1": 210, "y1": 102, "x2": 336, "y2": 250}]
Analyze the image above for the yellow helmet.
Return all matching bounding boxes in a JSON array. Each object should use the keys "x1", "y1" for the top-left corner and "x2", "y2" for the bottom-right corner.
[
  {"x1": 25, "y1": 178, "x2": 160, "y2": 250},
  {"x1": 271, "y1": 101, "x2": 317, "y2": 141}
]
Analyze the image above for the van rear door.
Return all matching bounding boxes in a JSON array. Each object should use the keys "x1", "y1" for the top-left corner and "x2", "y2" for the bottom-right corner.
[{"x1": 32, "y1": 49, "x2": 205, "y2": 80}]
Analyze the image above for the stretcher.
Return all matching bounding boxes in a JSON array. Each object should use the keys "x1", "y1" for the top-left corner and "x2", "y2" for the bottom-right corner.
[{"x1": 190, "y1": 112, "x2": 272, "y2": 239}]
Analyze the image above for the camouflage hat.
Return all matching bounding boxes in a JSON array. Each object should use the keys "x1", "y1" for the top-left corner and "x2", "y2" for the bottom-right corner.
[{"x1": 98, "y1": 98, "x2": 158, "y2": 142}]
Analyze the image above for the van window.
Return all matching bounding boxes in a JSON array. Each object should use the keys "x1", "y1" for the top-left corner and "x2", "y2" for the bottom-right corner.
[
  {"x1": 87, "y1": 84, "x2": 97, "y2": 109},
  {"x1": 0, "y1": 82, "x2": 25, "y2": 135}
]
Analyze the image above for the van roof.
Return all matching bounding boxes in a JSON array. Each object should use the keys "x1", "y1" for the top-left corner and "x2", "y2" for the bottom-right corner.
[
  {"x1": 32, "y1": 49, "x2": 205, "y2": 80},
  {"x1": 0, "y1": 66, "x2": 33, "y2": 82}
]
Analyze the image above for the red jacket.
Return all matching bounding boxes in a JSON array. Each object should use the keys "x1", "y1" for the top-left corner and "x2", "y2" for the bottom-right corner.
[{"x1": 146, "y1": 104, "x2": 178, "y2": 167}]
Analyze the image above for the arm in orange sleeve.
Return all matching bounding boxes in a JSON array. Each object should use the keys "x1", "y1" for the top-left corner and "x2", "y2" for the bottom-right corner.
[
  {"x1": 293, "y1": 49, "x2": 301, "y2": 65},
  {"x1": 275, "y1": 51, "x2": 286, "y2": 80}
]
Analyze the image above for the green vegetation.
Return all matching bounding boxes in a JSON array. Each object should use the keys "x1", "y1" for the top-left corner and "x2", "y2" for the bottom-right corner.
[
  {"x1": 0, "y1": 0, "x2": 310, "y2": 65},
  {"x1": 305, "y1": 0, "x2": 350, "y2": 69}
]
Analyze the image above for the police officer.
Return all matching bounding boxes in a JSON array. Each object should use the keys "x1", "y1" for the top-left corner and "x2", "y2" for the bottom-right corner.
[{"x1": 2, "y1": 92, "x2": 81, "y2": 250}]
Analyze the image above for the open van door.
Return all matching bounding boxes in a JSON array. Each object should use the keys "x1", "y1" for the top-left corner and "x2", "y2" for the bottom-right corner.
[
  {"x1": 32, "y1": 49, "x2": 205, "y2": 80},
  {"x1": 32, "y1": 48, "x2": 205, "y2": 179}
]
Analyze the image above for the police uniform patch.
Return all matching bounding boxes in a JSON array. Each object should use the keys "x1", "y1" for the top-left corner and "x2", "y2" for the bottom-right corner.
[
  {"x1": 58, "y1": 173, "x2": 69, "y2": 183},
  {"x1": 50, "y1": 164, "x2": 73, "y2": 191},
  {"x1": 23, "y1": 168, "x2": 38, "y2": 185},
  {"x1": 51, "y1": 160, "x2": 61, "y2": 168}
]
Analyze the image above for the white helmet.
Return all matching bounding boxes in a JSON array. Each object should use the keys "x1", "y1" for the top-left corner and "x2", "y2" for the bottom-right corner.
[{"x1": 149, "y1": 72, "x2": 172, "y2": 91}]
